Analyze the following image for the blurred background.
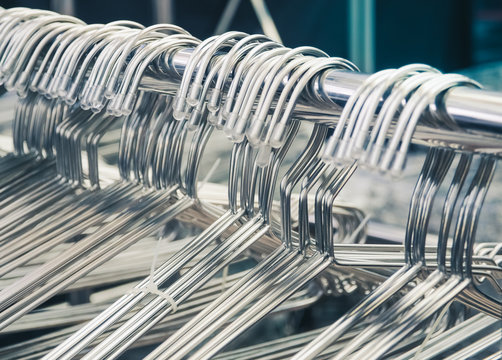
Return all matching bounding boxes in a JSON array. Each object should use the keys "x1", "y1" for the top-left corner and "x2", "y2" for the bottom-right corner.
[{"x1": 0, "y1": 0, "x2": 501, "y2": 89}]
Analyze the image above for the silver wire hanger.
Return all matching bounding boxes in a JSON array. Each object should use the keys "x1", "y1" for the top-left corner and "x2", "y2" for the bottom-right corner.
[
  {"x1": 143, "y1": 55, "x2": 361, "y2": 360},
  {"x1": 292, "y1": 69, "x2": 472, "y2": 360}
]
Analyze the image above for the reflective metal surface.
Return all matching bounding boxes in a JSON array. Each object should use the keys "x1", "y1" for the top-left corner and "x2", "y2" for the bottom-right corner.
[{"x1": 138, "y1": 49, "x2": 502, "y2": 152}]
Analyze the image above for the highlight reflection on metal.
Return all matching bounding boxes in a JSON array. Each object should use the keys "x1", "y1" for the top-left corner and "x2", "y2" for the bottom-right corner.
[{"x1": 139, "y1": 48, "x2": 502, "y2": 153}]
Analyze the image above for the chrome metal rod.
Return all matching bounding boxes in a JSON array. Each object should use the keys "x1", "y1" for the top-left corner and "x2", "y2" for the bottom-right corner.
[{"x1": 139, "y1": 49, "x2": 502, "y2": 153}]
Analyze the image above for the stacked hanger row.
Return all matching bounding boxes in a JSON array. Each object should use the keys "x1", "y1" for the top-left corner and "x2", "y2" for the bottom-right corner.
[
  {"x1": 0, "y1": 8, "x2": 377, "y2": 359},
  {"x1": 0, "y1": 6, "x2": 499, "y2": 360},
  {"x1": 0, "y1": 6, "x2": 490, "y2": 174}
]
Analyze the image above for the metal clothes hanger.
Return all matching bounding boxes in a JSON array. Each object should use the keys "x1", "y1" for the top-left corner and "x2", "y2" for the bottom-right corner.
[
  {"x1": 0, "y1": 11, "x2": 79, "y2": 84},
  {"x1": 144, "y1": 127, "x2": 307, "y2": 360},
  {"x1": 41, "y1": 32, "x2": 284, "y2": 358},
  {"x1": 0, "y1": 24, "x2": 213, "y2": 330},
  {"x1": 218, "y1": 46, "x2": 288, "y2": 133},
  {"x1": 350, "y1": 155, "x2": 497, "y2": 360},
  {"x1": 155, "y1": 131, "x2": 323, "y2": 355},
  {"x1": 379, "y1": 73, "x2": 481, "y2": 175},
  {"x1": 327, "y1": 152, "x2": 472, "y2": 360},
  {"x1": 0, "y1": 96, "x2": 179, "y2": 330},
  {"x1": 4, "y1": 22, "x2": 80, "y2": 96},
  {"x1": 0, "y1": 96, "x2": 73, "y2": 234},
  {"x1": 0, "y1": 118, "x2": 202, "y2": 334},
  {"x1": 143, "y1": 55, "x2": 362, "y2": 360},
  {"x1": 0, "y1": 8, "x2": 499, "y2": 359},
  {"x1": 392, "y1": 313, "x2": 500, "y2": 360},
  {"x1": 173, "y1": 31, "x2": 246, "y2": 121},
  {"x1": 101, "y1": 23, "x2": 191, "y2": 101},
  {"x1": 363, "y1": 72, "x2": 441, "y2": 170},
  {"x1": 210, "y1": 40, "x2": 283, "y2": 129},
  {"x1": 291, "y1": 68, "x2": 469, "y2": 359},
  {"x1": 144, "y1": 73, "x2": 340, "y2": 360},
  {"x1": 107, "y1": 35, "x2": 199, "y2": 117},
  {"x1": 259, "y1": 57, "x2": 358, "y2": 151},
  {"x1": 322, "y1": 68, "x2": 395, "y2": 165},
  {"x1": 206, "y1": 34, "x2": 271, "y2": 115},
  {"x1": 227, "y1": 46, "x2": 328, "y2": 146},
  {"x1": 85, "y1": 28, "x2": 186, "y2": 113},
  {"x1": 72, "y1": 108, "x2": 299, "y2": 359},
  {"x1": 184, "y1": 41, "x2": 259, "y2": 131},
  {"x1": 180, "y1": 158, "x2": 359, "y2": 360},
  {"x1": 57, "y1": 35, "x2": 356, "y2": 358},
  {"x1": 336, "y1": 65, "x2": 439, "y2": 165},
  {"x1": 43, "y1": 22, "x2": 144, "y2": 102},
  {"x1": 328, "y1": 76, "x2": 498, "y2": 360},
  {"x1": 63, "y1": 28, "x2": 139, "y2": 106},
  {"x1": 292, "y1": 147, "x2": 455, "y2": 360},
  {"x1": 43, "y1": 144, "x2": 249, "y2": 359},
  {"x1": 315, "y1": 69, "x2": 499, "y2": 273},
  {"x1": 1, "y1": 266, "x2": 322, "y2": 358}
]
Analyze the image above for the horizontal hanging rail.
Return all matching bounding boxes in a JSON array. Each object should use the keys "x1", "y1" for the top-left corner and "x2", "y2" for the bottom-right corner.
[{"x1": 138, "y1": 48, "x2": 502, "y2": 154}]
